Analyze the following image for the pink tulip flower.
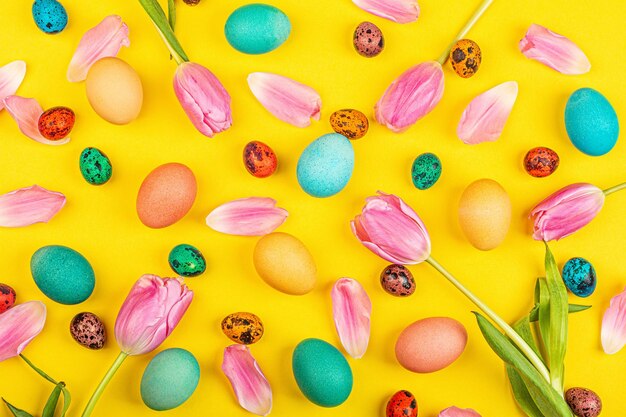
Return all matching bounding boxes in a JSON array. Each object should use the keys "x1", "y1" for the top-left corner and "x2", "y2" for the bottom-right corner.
[
  {"x1": 332, "y1": 278, "x2": 372, "y2": 359},
  {"x1": 351, "y1": 192, "x2": 431, "y2": 264},
  {"x1": 206, "y1": 197, "x2": 288, "y2": 236},
  {"x1": 352, "y1": 0, "x2": 420, "y2": 24},
  {"x1": 222, "y1": 345, "x2": 272, "y2": 416},
  {"x1": 601, "y1": 287, "x2": 626, "y2": 354},
  {"x1": 439, "y1": 406, "x2": 482, "y2": 417},
  {"x1": 4, "y1": 96, "x2": 70, "y2": 145},
  {"x1": 0, "y1": 301, "x2": 46, "y2": 362},
  {"x1": 0, "y1": 60, "x2": 26, "y2": 111},
  {"x1": 529, "y1": 183, "x2": 605, "y2": 241},
  {"x1": 0, "y1": 185, "x2": 66, "y2": 227}
]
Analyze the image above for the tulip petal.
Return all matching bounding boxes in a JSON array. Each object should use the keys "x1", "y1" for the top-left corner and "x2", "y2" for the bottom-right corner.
[
  {"x1": 222, "y1": 345, "x2": 273, "y2": 416},
  {"x1": 4, "y1": 96, "x2": 70, "y2": 145},
  {"x1": 352, "y1": 0, "x2": 419, "y2": 23},
  {"x1": 0, "y1": 185, "x2": 66, "y2": 228},
  {"x1": 206, "y1": 197, "x2": 288, "y2": 236},
  {"x1": 601, "y1": 287, "x2": 626, "y2": 354},
  {"x1": 457, "y1": 81, "x2": 518, "y2": 145},
  {"x1": 247, "y1": 72, "x2": 321, "y2": 128},
  {"x1": 0, "y1": 61, "x2": 26, "y2": 111},
  {"x1": 439, "y1": 406, "x2": 482, "y2": 417},
  {"x1": 0, "y1": 301, "x2": 46, "y2": 362},
  {"x1": 519, "y1": 24, "x2": 590, "y2": 75},
  {"x1": 67, "y1": 15, "x2": 130, "y2": 82},
  {"x1": 332, "y1": 278, "x2": 372, "y2": 359}
]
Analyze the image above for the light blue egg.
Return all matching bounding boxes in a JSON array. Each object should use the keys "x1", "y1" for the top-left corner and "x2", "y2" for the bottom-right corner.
[
  {"x1": 565, "y1": 88, "x2": 619, "y2": 156},
  {"x1": 225, "y1": 4, "x2": 291, "y2": 54},
  {"x1": 141, "y1": 348, "x2": 200, "y2": 411},
  {"x1": 32, "y1": 0, "x2": 68, "y2": 34},
  {"x1": 297, "y1": 133, "x2": 354, "y2": 198},
  {"x1": 562, "y1": 257, "x2": 597, "y2": 297}
]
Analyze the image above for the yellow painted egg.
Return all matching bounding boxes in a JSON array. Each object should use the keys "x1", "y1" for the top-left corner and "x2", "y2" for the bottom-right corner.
[
  {"x1": 449, "y1": 39, "x2": 481, "y2": 78},
  {"x1": 221, "y1": 312, "x2": 264, "y2": 345},
  {"x1": 253, "y1": 232, "x2": 316, "y2": 295},
  {"x1": 458, "y1": 178, "x2": 511, "y2": 250},
  {"x1": 85, "y1": 57, "x2": 143, "y2": 124}
]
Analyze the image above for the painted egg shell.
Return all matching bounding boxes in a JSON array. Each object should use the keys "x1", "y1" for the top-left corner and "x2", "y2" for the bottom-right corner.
[
  {"x1": 380, "y1": 264, "x2": 415, "y2": 297},
  {"x1": 449, "y1": 39, "x2": 481, "y2": 78},
  {"x1": 292, "y1": 338, "x2": 353, "y2": 407},
  {"x1": 297, "y1": 133, "x2": 355, "y2": 198},
  {"x1": 253, "y1": 232, "x2": 316, "y2": 295},
  {"x1": 80, "y1": 147, "x2": 112, "y2": 185},
  {"x1": 386, "y1": 390, "x2": 418, "y2": 417},
  {"x1": 412, "y1": 152, "x2": 442, "y2": 190},
  {"x1": 565, "y1": 88, "x2": 619, "y2": 156},
  {"x1": 183, "y1": 0, "x2": 200, "y2": 4},
  {"x1": 221, "y1": 312, "x2": 264, "y2": 345},
  {"x1": 329, "y1": 109, "x2": 369, "y2": 140},
  {"x1": 168, "y1": 244, "x2": 206, "y2": 277},
  {"x1": 395, "y1": 317, "x2": 468, "y2": 373},
  {"x1": 38, "y1": 107, "x2": 75, "y2": 140},
  {"x1": 32, "y1": 0, "x2": 67, "y2": 34},
  {"x1": 30, "y1": 245, "x2": 95, "y2": 305},
  {"x1": 353, "y1": 22, "x2": 384, "y2": 58},
  {"x1": 141, "y1": 348, "x2": 200, "y2": 411},
  {"x1": 565, "y1": 387, "x2": 602, "y2": 417},
  {"x1": 70, "y1": 312, "x2": 106, "y2": 349},
  {"x1": 524, "y1": 147, "x2": 559, "y2": 178},
  {"x1": 0, "y1": 284, "x2": 16, "y2": 314},
  {"x1": 243, "y1": 141, "x2": 277, "y2": 178},
  {"x1": 225, "y1": 4, "x2": 291, "y2": 54},
  {"x1": 136, "y1": 163, "x2": 197, "y2": 228},
  {"x1": 562, "y1": 257, "x2": 597, "y2": 297}
]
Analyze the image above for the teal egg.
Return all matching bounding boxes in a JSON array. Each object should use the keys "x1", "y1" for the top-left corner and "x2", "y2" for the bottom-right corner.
[
  {"x1": 80, "y1": 147, "x2": 112, "y2": 185},
  {"x1": 297, "y1": 133, "x2": 355, "y2": 198},
  {"x1": 565, "y1": 88, "x2": 619, "y2": 156},
  {"x1": 141, "y1": 348, "x2": 200, "y2": 411},
  {"x1": 30, "y1": 245, "x2": 95, "y2": 305},
  {"x1": 225, "y1": 4, "x2": 291, "y2": 54},
  {"x1": 292, "y1": 338, "x2": 353, "y2": 407},
  {"x1": 168, "y1": 244, "x2": 206, "y2": 277},
  {"x1": 411, "y1": 153, "x2": 442, "y2": 190},
  {"x1": 562, "y1": 257, "x2": 597, "y2": 297},
  {"x1": 32, "y1": 0, "x2": 68, "y2": 34}
]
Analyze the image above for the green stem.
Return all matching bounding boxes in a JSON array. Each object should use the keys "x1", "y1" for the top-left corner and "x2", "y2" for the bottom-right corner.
[
  {"x1": 603, "y1": 181, "x2": 626, "y2": 196},
  {"x1": 426, "y1": 256, "x2": 551, "y2": 383},
  {"x1": 436, "y1": 0, "x2": 494, "y2": 65},
  {"x1": 80, "y1": 352, "x2": 128, "y2": 417},
  {"x1": 20, "y1": 354, "x2": 58, "y2": 385},
  {"x1": 153, "y1": 23, "x2": 184, "y2": 65}
]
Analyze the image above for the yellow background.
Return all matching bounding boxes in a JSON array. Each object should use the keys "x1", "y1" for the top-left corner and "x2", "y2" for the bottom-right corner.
[{"x1": 1, "y1": 0, "x2": 625, "y2": 416}]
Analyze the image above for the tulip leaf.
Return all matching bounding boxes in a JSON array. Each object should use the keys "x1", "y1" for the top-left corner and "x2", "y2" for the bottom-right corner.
[
  {"x1": 42, "y1": 383, "x2": 63, "y2": 417},
  {"x1": 138, "y1": 0, "x2": 189, "y2": 62},
  {"x1": 506, "y1": 365, "x2": 545, "y2": 417},
  {"x1": 2, "y1": 399, "x2": 33, "y2": 417},
  {"x1": 512, "y1": 316, "x2": 542, "y2": 362},
  {"x1": 529, "y1": 303, "x2": 590, "y2": 322},
  {"x1": 168, "y1": 0, "x2": 176, "y2": 31},
  {"x1": 59, "y1": 385, "x2": 71, "y2": 417}
]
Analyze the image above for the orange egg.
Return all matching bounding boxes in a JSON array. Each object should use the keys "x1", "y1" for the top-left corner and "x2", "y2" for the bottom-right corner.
[
  {"x1": 395, "y1": 317, "x2": 467, "y2": 373},
  {"x1": 136, "y1": 163, "x2": 197, "y2": 228}
]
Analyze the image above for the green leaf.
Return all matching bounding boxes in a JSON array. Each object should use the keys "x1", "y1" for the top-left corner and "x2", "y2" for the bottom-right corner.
[
  {"x1": 138, "y1": 0, "x2": 189, "y2": 63},
  {"x1": 42, "y1": 383, "x2": 63, "y2": 417},
  {"x1": 536, "y1": 278, "x2": 551, "y2": 352},
  {"x1": 2, "y1": 399, "x2": 34, "y2": 417},
  {"x1": 168, "y1": 0, "x2": 176, "y2": 31},
  {"x1": 529, "y1": 304, "x2": 591, "y2": 322},
  {"x1": 506, "y1": 365, "x2": 545, "y2": 417},
  {"x1": 59, "y1": 385, "x2": 71, "y2": 417},
  {"x1": 512, "y1": 316, "x2": 542, "y2": 362}
]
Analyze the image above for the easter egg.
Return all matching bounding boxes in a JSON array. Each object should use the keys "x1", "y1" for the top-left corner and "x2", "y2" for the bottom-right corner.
[
  {"x1": 449, "y1": 39, "x2": 481, "y2": 78},
  {"x1": 70, "y1": 312, "x2": 106, "y2": 350},
  {"x1": 141, "y1": 348, "x2": 200, "y2": 411},
  {"x1": 183, "y1": 0, "x2": 200, "y2": 4},
  {"x1": 329, "y1": 109, "x2": 369, "y2": 140},
  {"x1": 565, "y1": 387, "x2": 602, "y2": 417},
  {"x1": 395, "y1": 317, "x2": 467, "y2": 373},
  {"x1": 562, "y1": 257, "x2": 597, "y2": 297},
  {"x1": 253, "y1": 232, "x2": 316, "y2": 295},
  {"x1": 353, "y1": 22, "x2": 384, "y2": 58},
  {"x1": 411, "y1": 152, "x2": 442, "y2": 190},
  {"x1": 38, "y1": 107, "x2": 75, "y2": 140},
  {"x1": 32, "y1": 0, "x2": 67, "y2": 34},
  {"x1": 380, "y1": 264, "x2": 416, "y2": 297},
  {"x1": 168, "y1": 244, "x2": 206, "y2": 277},
  {"x1": 136, "y1": 163, "x2": 197, "y2": 228},
  {"x1": 79, "y1": 147, "x2": 112, "y2": 185},
  {"x1": 221, "y1": 312, "x2": 264, "y2": 345},
  {"x1": 386, "y1": 390, "x2": 418, "y2": 417},
  {"x1": 292, "y1": 338, "x2": 353, "y2": 407},
  {"x1": 225, "y1": 4, "x2": 291, "y2": 54},
  {"x1": 297, "y1": 133, "x2": 355, "y2": 198},
  {"x1": 458, "y1": 179, "x2": 511, "y2": 250},
  {"x1": 243, "y1": 141, "x2": 277, "y2": 178},
  {"x1": 30, "y1": 245, "x2": 95, "y2": 305},
  {"x1": 524, "y1": 147, "x2": 559, "y2": 178},
  {"x1": 86, "y1": 57, "x2": 143, "y2": 125},
  {"x1": 0, "y1": 284, "x2": 16, "y2": 314},
  {"x1": 565, "y1": 88, "x2": 619, "y2": 156}
]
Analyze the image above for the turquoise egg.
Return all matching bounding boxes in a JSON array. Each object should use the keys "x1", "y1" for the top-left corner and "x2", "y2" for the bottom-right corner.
[
  {"x1": 80, "y1": 147, "x2": 112, "y2": 185},
  {"x1": 224, "y1": 4, "x2": 291, "y2": 54},
  {"x1": 297, "y1": 133, "x2": 355, "y2": 198},
  {"x1": 292, "y1": 338, "x2": 353, "y2": 407},
  {"x1": 32, "y1": 0, "x2": 68, "y2": 34},
  {"x1": 141, "y1": 348, "x2": 200, "y2": 411},
  {"x1": 565, "y1": 88, "x2": 619, "y2": 156},
  {"x1": 562, "y1": 257, "x2": 597, "y2": 297},
  {"x1": 411, "y1": 153, "x2": 442, "y2": 190},
  {"x1": 168, "y1": 244, "x2": 206, "y2": 277},
  {"x1": 30, "y1": 245, "x2": 95, "y2": 305}
]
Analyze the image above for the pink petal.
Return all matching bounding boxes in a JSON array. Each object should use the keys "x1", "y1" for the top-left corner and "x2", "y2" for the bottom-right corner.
[
  {"x1": 601, "y1": 286, "x2": 626, "y2": 354},
  {"x1": 0, "y1": 301, "x2": 46, "y2": 362},
  {"x1": 67, "y1": 15, "x2": 130, "y2": 82},
  {"x1": 0, "y1": 185, "x2": 66, "y2": 227},
  {"x1": 331, "y1": 278, "x2": 372, "y2": 359},
  {"x1": 457, "y1": 81, "x2": 518, "y2": 145},
  {"x1": 3, "y1": 96, "x2": 70, "y2": 145},
  {"x1": 439, "y1": 406, "x2": 482, "y2": 417},
  {"x1": 352, "y1": 0, "x2": 419, "y2": 23},
  {"x1": 206, "y1": 197, "x2": 288, "y2": 236},
  {"x1": 222, "y1": 345, "x2": 272, "y2": 416},
  {"x1": 519, "y1": 24, "x2": 590, "y2": 75},
  {"x1": 0, "y1": 61, "x2": 26, "y2": 111},
  {"x1": 247, "y1": 72, "x2": 321, "y2": 128}
]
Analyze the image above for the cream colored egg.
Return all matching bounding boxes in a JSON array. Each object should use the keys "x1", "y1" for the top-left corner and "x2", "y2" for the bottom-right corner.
[
  {"x1": 458, "y1": 178, "x2": 511, "y2": 250},
  {"x1": 85, "y1": 57, "x2": 143, "y2": 124}
]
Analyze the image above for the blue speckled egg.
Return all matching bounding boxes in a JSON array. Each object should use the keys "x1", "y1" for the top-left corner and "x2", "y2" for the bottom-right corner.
[
  {"x1": 225, "y1": 4, "x2": 291, "y2": 54},
  {"x1": 80, "y1": 147, "x2": 112, "y2": 185},
  {"x1": 562, "y1": 257, "x2": 597, "y2": 297},
  {"x1": 31, "y1": 245, "x2": 95, "y2": 305},
  {"x1": 32, "y1": 0, "x2": 68, "y2": 34},
  {"x1": 565, "y1": 88, "x2": 619, "y2": 156},
  {"x1": 141, "y1": 348, "x2": 200, "y2": 411},
  {"x1": 411, "y1": 153, "x2": 442, "y2": 190},
  {"x1": 297, "y1": 133, "x2": 354, "y2": 198}
]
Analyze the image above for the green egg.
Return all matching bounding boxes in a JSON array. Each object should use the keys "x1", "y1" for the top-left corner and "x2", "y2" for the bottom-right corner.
[
  {"x1": 168, "y1": 244, "x2": 206, "y2": 277},
  {"x1": 411, "y1": 152, "x2": 441, "y2": 190},
  {"x1": 224, "y1": 4, "x2": 291, "y2": 54},
  {"x1": 80, "y1": 147, "x2": 112, "y2": 185}
]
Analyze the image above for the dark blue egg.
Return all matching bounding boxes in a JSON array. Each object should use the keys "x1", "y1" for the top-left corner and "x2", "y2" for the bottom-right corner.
[
  {"x1": 32, "y1": 0, "x2": 68, "y2": 34},
  {"x1": 562, "y1": 257, "x2": 597, "y2": 297}
]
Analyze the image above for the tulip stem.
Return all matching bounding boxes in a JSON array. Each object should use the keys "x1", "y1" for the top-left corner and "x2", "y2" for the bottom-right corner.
[
  {"x1": 603, "y1": 182, "x2": 626, "y2": 196},
  {"x1": 80, "y1": 352, "x2": 128, "y2": 417},
  {"x1": 20, "y1": 354, "x2": 59, "y2": 385},
  {"x1": 426, "y1": 256, "x2": 551, "y2": 383},
  {"x1": 436, "y1": 0, "x2": 494, "y2": 65}
]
